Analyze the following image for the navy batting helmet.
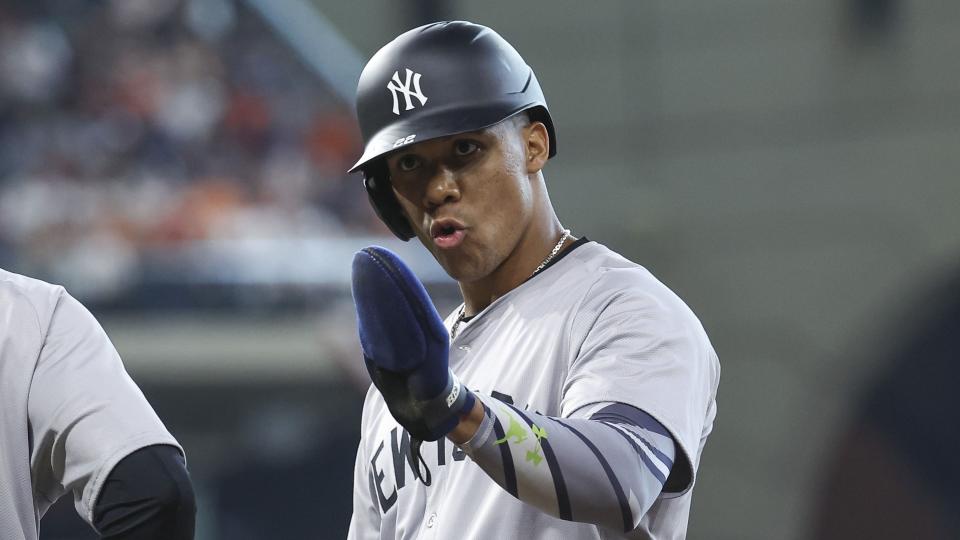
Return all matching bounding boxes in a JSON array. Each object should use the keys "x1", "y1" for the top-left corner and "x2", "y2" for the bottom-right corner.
[{"x1": 349, "y1": 21, "x2": 557, "y2": 240}]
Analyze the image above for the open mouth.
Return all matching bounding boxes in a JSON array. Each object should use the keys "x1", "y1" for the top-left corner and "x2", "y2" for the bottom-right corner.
[
  {"x1": 430, "y1": 219, "x2": 466, "y2": 249},
  {"x1": 436, "y1": 224, "x2": 457, "y2": 237}
]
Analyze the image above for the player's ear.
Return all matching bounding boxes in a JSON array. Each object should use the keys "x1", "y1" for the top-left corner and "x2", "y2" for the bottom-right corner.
[{"x1": 524, "y1": 120, "x2": 549, "y2": 174}]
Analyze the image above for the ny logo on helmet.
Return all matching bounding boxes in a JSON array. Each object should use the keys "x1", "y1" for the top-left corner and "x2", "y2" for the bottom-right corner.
[{"x1": 387, "y1": 69, "x2": 428, "y2": 115}]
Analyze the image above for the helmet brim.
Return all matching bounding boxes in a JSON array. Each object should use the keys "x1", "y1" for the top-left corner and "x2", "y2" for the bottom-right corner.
[{"x1": 348, "y1": 100, "x2": 550, "y2": 173}]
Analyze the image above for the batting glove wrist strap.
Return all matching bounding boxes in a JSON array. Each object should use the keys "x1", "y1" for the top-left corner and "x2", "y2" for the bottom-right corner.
[
  {"x1": 366, "y1": 364, "x2": 475, "y2": 441},
  {"x1": 423, "y1": 370, "x2": 475, "y2": 434}
]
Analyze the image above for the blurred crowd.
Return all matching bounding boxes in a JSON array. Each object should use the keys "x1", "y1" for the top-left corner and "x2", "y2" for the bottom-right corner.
[{"x1": 0, "y1": 0, "x2": 383, "y2": 302}]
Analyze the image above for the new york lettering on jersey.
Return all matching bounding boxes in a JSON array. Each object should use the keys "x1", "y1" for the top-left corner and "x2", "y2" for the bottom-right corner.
[{"x1": 365, "y1": 390, "x2": 531, "y2": 515}]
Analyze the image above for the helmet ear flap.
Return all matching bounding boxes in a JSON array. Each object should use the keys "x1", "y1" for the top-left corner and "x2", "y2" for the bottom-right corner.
[{"x1": 364, "y1": 163, "x2": 415, "y2": 241}]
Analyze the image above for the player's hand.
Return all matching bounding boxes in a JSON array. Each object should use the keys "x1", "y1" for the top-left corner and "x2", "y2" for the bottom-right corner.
[{"x1": 351, "y1": 246, "x2": 475, "y2": 442}]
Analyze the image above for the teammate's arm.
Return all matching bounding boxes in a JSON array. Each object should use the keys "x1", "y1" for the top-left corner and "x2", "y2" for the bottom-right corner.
[
  {"x1": 452, "y1": 397, "x2": 674, "y2": 533},
  {"x1": 93, "y1": 445, "x2": 195, "y2": 539},
  {"x1": 28, "y1": 291, "x2": 195, "y2": 538}
]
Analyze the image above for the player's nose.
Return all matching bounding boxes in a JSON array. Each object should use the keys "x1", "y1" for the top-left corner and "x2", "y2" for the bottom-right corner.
[{"x1": 423, "y1": 165, "x2": 461, "y2": 210}]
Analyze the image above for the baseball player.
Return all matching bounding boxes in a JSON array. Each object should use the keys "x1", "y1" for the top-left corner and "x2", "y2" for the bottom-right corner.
[
  {"x1": 0, "y1": 269, "x2": 195, "y2": 539},
  {"x1": 347, "y1": 21, "x2": 720, "y2": 539}
]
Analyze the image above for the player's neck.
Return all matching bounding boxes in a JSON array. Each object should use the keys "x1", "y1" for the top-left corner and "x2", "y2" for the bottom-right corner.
[{"x1": 458, "y1": 211, "x2": 567, "y2": 317}]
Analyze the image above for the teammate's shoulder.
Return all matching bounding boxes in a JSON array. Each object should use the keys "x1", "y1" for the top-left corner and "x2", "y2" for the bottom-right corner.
[{"x1": 0, "y1": 268, "x2": 70, "y2": 321}]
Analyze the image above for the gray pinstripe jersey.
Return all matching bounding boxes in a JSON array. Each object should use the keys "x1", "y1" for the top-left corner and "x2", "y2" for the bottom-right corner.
[
  {"x1": 349, "y1": 241, "x2": 720, "y2": 539},
  {"x1": 0, "y1": 270, "x2": 181, "y2": 540}
]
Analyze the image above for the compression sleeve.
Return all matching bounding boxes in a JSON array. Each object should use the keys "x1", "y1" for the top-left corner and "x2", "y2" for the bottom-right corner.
[
  {"x1": 460, "y1": 395, "x2": 675, "y2": 533},
  {"x1": 93, "y1": 445, "x2": 196, "y2": 539}
]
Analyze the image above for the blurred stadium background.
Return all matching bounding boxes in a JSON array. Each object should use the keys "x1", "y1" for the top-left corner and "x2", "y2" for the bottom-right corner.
[{"x1": 2, "y1": 0, "x2": 958, "y2": 538}]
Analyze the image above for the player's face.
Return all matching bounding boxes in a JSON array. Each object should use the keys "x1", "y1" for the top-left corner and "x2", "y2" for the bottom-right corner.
[{"x1": 386, "y1": 119, "x2": 546, "y2": 283}]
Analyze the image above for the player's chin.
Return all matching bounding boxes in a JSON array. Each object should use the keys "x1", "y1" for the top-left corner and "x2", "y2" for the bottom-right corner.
[
  {"x1": 433, "y1": 252, "x2": 469, "y2": 279},
  {"x1": 433, "y1": 250, "x2": 487, "y2": 282}
]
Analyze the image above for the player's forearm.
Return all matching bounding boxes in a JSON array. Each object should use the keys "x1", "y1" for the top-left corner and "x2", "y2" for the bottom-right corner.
[{"x1": 457, "y1": 395, "x2": 674, "y2": 533}]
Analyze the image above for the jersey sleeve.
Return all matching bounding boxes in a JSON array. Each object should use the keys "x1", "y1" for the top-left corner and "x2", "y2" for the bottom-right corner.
[
  {"x1": 27, "y1": 290, "x2": 181, "y2": 525},
  {"x1": 561, "y1": 268, "x2": 720, "y2": 495}
]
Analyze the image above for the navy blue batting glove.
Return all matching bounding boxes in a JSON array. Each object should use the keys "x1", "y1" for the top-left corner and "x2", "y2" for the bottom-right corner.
[{"x1": 351, "y1": 246, "x2": 475, "y2": 446}]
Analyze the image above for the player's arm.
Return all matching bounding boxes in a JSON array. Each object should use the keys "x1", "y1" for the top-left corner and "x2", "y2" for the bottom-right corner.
[
  {"x1": 27, "y1": 291, "x2": 195, "y2": 539},
  {"x1": 452, "y1": 397, "x2": 674, "y2": 532},
  {"x1": 350, "y1": 247, "x2": 679, "y2": 532}
]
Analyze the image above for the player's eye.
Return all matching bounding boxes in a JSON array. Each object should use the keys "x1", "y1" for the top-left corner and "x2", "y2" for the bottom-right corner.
[
  {"x1": 397, "y1": 155, "x2": 420, "y2": 172},
  {"x1": 453, "y1": 140, "x2": 479, "y2": 157}
]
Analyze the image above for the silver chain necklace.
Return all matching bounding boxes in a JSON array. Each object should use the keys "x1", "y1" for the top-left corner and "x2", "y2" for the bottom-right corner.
[{"x1": 450, "y1": 229, "x2": 571, "y2": 339}]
